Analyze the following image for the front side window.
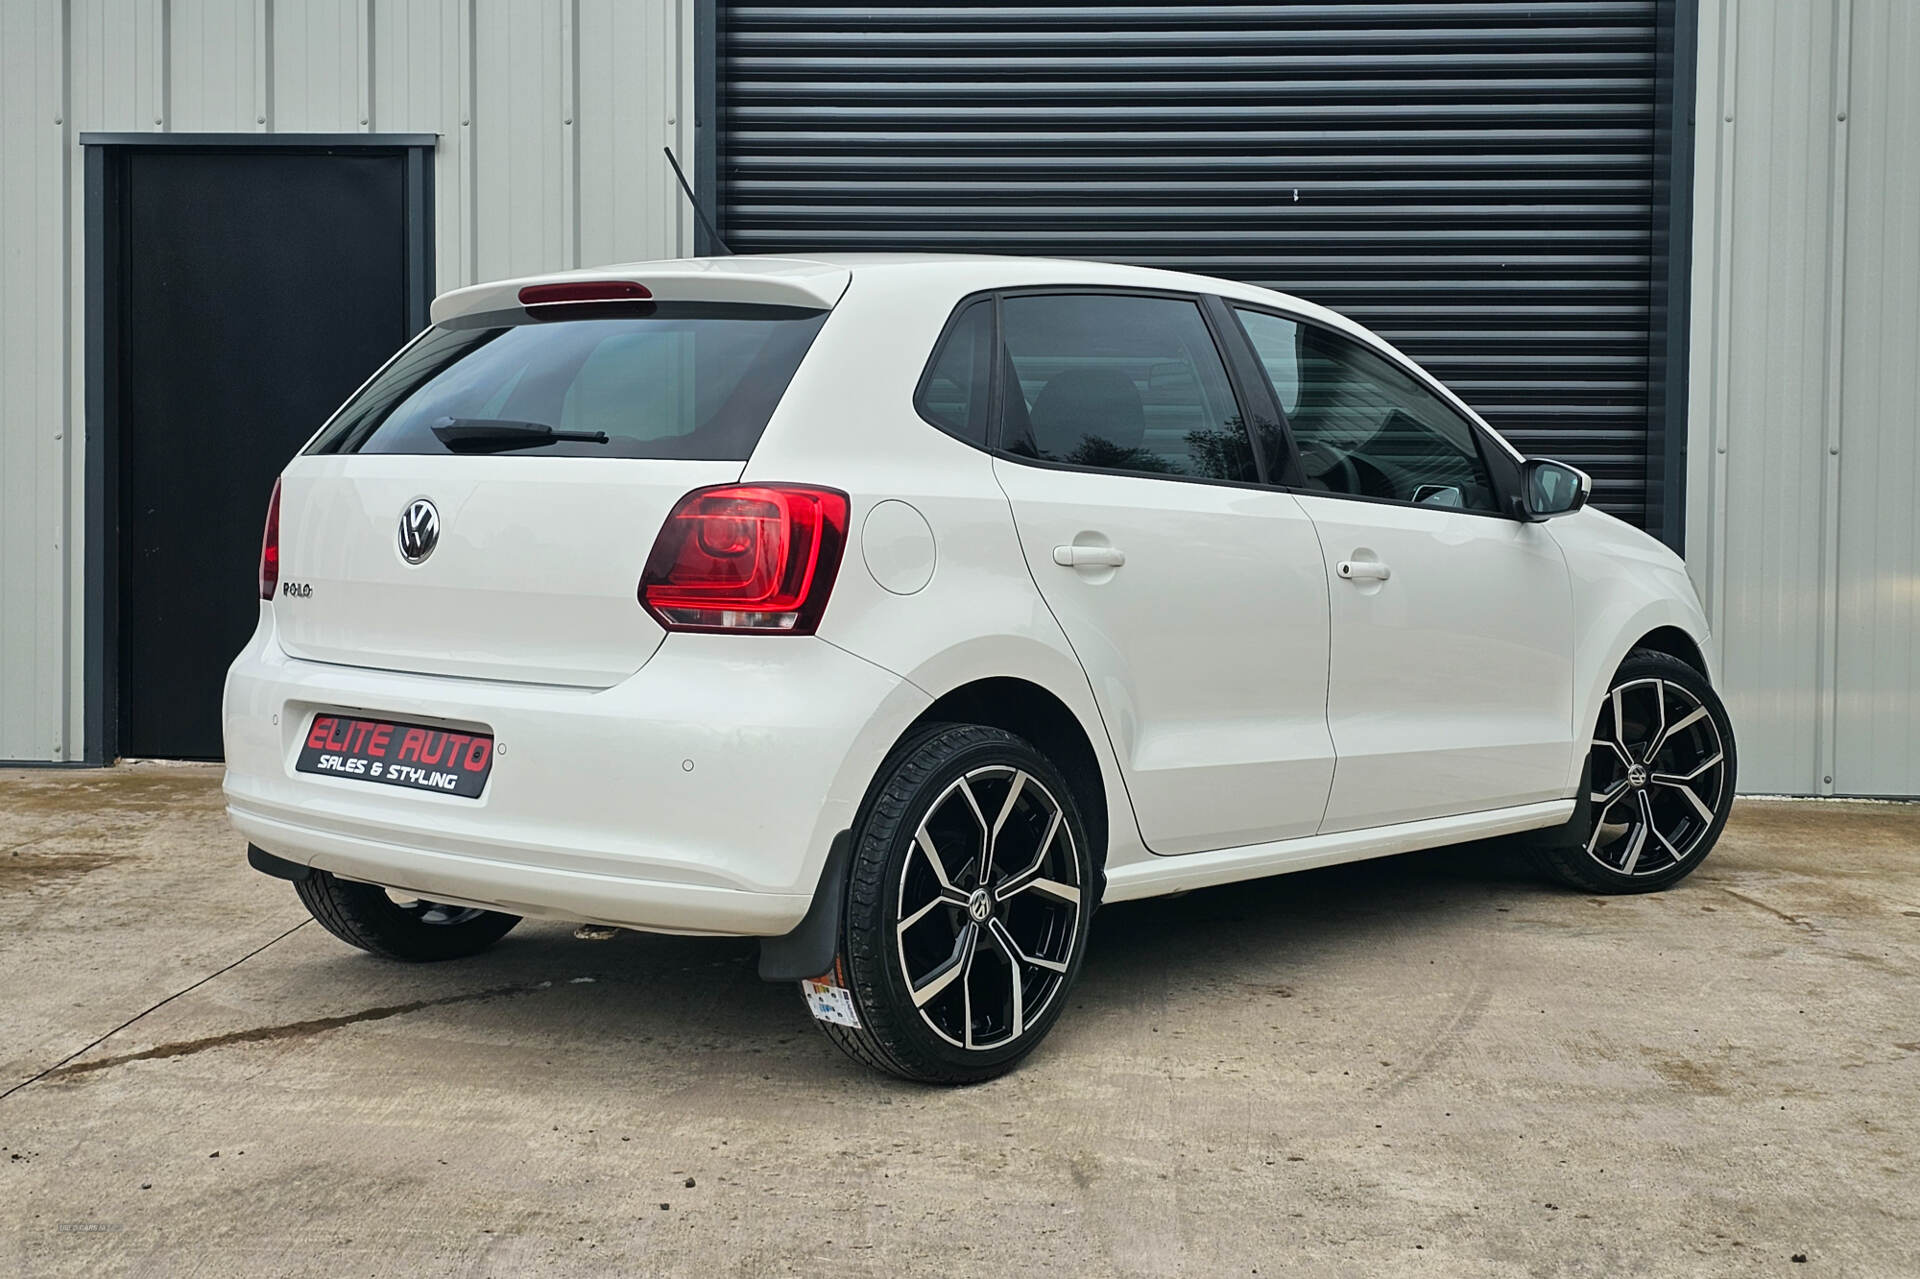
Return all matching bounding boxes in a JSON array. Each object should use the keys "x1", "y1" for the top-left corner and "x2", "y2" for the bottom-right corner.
[
  {"x1": 307, "y1": 302, "x2": 828, "y2": 459},
  {"x1": 1235, "y1": 308, "x2": 1499, "y2": 513},
  {"x1": 998, "y1": 294, "x2": 1257, "y2": 483}
]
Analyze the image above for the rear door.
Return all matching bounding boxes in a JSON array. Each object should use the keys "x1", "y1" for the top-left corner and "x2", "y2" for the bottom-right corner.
[
  {"x1": 991, "y1": 291, "x2": 1334, "y2": 854},
  {"x1": 1231, "y1": 306, "x2": 1576, "y2": 831},
  {"x1": 275, "y1": 299, "x2": 829, "y2": 687}
]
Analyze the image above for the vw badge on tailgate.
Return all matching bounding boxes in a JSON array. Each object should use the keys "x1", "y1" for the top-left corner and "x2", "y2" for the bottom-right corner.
[{"x1": 398, "y1": 498, "x2": 440, "y2": 564}]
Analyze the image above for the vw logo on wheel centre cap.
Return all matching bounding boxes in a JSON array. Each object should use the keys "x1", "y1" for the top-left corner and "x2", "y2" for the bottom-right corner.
[{"x1": 398, "y1": 498, "x2": 440, "y2": 564}]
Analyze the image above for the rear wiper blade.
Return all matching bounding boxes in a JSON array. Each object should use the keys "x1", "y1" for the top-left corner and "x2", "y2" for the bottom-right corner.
[{"x1": 430, "y1": 416, "x2": 609, "y2": 452}]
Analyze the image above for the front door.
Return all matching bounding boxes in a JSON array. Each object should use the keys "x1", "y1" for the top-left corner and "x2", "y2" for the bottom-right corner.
[
  {"x1": 1230, "y1": 306, "x2": 1577, "y2": 831},
  {"x1": 992, "y1": 292, "x2": 1334, "y2": 854},
  {"x1": 1300, "y1": 497, "x2": 1575, "y2": 830}
]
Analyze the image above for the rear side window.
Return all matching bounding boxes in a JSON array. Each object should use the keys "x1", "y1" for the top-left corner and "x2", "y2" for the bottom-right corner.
[
  {"x1": 307, "y1": 302, "x2": 828, "y2": 459},
  {"x1": 998, "y1": 294, "x2": 1257, "y2": 483},
  {"x1": 914, "y1": 299, "x2": 993, "y2": 445}
]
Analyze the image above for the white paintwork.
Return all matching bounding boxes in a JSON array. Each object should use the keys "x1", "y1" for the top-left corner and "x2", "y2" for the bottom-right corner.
[
  {"x1": 430, "y1": 257, "x2": 852, "y2": 323},
  {"x1": 227, "y1": 605, "x2": 931, "y2": 933},
  {"x1": 1297, "y1": 496, "x2": 1577, "y2": 831},
  {"x1": 993, "y1": 461, "x2": 1335, "y2": 853},
  {"x1": 861, "y1": 500, "x2": 937, "y2": 596},
  {"x1": 224, "y1": 252, "x2": 1720, "y2": 939},
  {"x1": 1546, "y1": 507, "x2": 1717, "y2": 794},
  {"x1": 275, "y1": 455, "x2": 735, "y2": 686}
]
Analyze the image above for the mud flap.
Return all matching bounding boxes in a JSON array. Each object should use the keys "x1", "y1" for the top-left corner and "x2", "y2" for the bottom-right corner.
[{"x1": 756, "y1": 832, "x2": 850, "y2": 982}]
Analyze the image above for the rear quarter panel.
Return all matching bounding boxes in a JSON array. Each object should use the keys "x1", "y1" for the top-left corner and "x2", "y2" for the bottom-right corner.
[{"x1": 741, "y1": 266, "x2": 1151, "y2": 874}]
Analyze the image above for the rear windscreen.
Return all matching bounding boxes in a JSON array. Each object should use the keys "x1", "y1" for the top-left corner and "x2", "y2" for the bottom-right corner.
[{"x1": 305, "y1": 302, "x2": 829, "y2": 459}]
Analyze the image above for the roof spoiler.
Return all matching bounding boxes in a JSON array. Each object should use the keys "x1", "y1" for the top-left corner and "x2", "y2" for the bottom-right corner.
[{"x1": 429, "y1": 259, "x2": 852, "y2": 326}]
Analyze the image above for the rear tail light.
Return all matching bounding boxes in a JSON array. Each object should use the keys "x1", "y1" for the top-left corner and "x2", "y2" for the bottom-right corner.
[
  {"x1": 640, "y1": 484, "x2": 849, "y2": 634},
  {"x1": 258, "y1": 477, "x2": 282, "y2": 600}
]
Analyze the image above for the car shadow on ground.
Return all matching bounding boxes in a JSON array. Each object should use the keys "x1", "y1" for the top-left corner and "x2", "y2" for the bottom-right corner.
[{"x1": 151, "y1": 837, "x2": 1560, "y2": 1088}]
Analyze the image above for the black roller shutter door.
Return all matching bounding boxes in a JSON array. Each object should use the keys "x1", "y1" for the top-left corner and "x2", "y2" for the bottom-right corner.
[{"x1": 718, "y1": 1, "x2": 1667, "y2": 523}]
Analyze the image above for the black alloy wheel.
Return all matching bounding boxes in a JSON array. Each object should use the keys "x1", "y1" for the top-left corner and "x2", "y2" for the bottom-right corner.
[
  {"x1": 1536, "y1": 650, "x2": 1737, "y2": 894},
  {"x1": 812, "y1": 724, "x2": 1094, "y2": 1083}
]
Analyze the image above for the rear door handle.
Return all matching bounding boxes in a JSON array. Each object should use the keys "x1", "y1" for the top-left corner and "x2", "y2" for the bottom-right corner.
[
  {"x1": 1053, "y1": 545, "x2": 1126, "y2": 568},
  {"x1": 1336, "y1": 559, "x2": 1391, "y2": 582}
]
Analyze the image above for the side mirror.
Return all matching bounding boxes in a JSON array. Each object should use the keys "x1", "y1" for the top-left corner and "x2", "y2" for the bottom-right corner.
[{"x1": 1520, "y1": 458, "x2": 1591, "y2": 520}]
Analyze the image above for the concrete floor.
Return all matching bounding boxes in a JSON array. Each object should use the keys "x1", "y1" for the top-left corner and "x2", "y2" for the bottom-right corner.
[{"x1": 0, "y1": 766, "x2": 1915, "y2": 1277}]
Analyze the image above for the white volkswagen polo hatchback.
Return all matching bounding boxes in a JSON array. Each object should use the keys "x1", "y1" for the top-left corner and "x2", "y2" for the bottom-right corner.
[{"x1": 224, "y1": 253, "x2": 1736, "y2": 1082}]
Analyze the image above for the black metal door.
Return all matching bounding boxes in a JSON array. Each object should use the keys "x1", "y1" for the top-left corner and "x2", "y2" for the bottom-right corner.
[
  {"x1": 115, "y1": 149, "x2": 411, "y2": 758},
  {"x1": 717, "y1": 1, "x2": 1678, "y2": 525}
]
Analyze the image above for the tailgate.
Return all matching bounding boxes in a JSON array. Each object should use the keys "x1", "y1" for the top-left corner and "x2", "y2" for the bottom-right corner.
[{"x1": 274, "y1": 456, "x2": 738, "y2": 687}]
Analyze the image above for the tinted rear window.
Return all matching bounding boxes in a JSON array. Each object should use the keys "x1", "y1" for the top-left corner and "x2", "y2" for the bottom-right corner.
[
  {"x1": 914, "y1": 298, "x2": 993, "y2": 445},
  {"x1": 306, "y1": 302, "x2": 829, "y2": 459},
  {"x1": 1000, "y1": 293, "x2": 1256, "y2": 482}
]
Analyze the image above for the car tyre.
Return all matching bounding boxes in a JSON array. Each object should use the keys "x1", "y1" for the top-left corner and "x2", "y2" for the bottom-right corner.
[
  {"x1": 295, "y1": 869, "x2": 521, "y2": 961},
  {"x1": 812, "y1": 723, "x2": 1095, "y2": 1084},
  {"x1": 1534, "y1": 650, "x2": 1737, "y2": 894}
]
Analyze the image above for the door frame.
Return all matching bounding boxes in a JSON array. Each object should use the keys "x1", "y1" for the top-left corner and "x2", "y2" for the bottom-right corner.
[{"x1": 78, "y1": 133, "x2": 436, "y2": 765}]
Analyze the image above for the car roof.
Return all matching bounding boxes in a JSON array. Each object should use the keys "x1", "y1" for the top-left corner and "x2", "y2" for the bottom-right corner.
[
  {"x1": 426, "y1": 251, "x2": 1519, "y2": 463},
  {"x1": 429, "y1": 251, "x2": 1356, "y2": 336}
]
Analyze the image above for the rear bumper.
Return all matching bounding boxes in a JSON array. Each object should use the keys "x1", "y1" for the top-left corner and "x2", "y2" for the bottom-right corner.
[
  {"x1": 223, "y1": 605, "x2": 928, "y2": 936},
  {"x1": 232, "y1": 809, "x2": 812, "y2": 934}
]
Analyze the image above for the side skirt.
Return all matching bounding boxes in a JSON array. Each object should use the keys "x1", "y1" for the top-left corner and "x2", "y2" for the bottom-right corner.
[{"x1": 1101, "y1": 799, "x2": 1575, "y2": 903}]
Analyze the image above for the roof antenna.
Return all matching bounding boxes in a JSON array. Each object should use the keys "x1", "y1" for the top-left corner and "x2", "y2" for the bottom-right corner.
[{"x1": 663, "y1": 146, "x2": 731, "y2": 257}]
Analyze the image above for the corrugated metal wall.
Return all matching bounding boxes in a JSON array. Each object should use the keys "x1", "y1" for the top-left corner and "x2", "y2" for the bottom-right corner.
[
  {"x1": 718, "y1": 0, "x2": 1671, "y2": 524},
  {"x1": 0, "y1": 0, "x2": 694, "y2": 762},
  {"x1": 0, "y1": 3, "x2": 70, "y2": 763},
  {"x1": 1688, "y1": 0, "x2": 1920, "y2": 796}
]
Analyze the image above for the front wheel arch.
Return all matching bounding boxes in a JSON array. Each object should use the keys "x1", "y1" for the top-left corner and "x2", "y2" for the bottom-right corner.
[
  {"x1": 1632, "y1": 626, "x2": 1708, "y2": 677},
  {"x1": 1566, "y1": 603, "x2": 1716, "y2": 796}
]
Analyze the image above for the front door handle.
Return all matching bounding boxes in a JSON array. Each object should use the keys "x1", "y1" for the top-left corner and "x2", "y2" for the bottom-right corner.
[
  {"x1": 1053, "y1": 545, "x2": 1126, "y2": 569},
  {"x1": 1336, "y1": 559, "x2": 1391, "y2": 582}
]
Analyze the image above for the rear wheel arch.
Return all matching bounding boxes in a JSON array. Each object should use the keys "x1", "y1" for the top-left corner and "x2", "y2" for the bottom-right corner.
[{"x1": 902, "y1": 677, "x2": 1110, "y2": 888}]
